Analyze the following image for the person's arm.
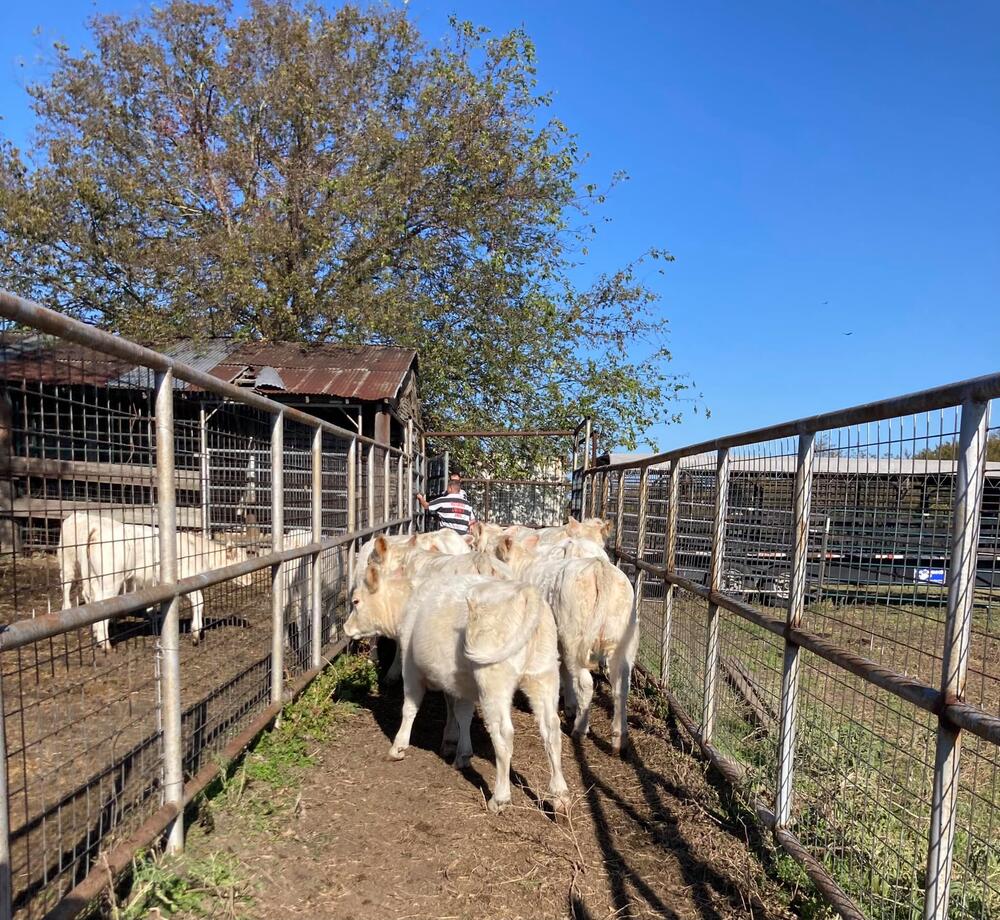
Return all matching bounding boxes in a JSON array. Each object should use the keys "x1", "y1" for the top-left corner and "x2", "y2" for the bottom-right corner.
[{"x1": 415, "y1": 492, "x2": 430, "y2": 510}]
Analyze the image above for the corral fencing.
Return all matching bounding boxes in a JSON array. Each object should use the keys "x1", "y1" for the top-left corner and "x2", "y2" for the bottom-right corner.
[
  {"x1": 582, "y1": 383, "x2": 1000, "y2": 920},
  {"x1": 0, "y1": 291, "x2": 419, "y2": 919}
]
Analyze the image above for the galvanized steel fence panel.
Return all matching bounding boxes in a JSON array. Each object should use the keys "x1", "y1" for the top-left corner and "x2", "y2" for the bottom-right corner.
[
  {"x1": 0, "y1": 291, "x2": 416, "y2": 919},
  {"x1": 587, "y1": 387, "x2": 1000, "y2": 920}
]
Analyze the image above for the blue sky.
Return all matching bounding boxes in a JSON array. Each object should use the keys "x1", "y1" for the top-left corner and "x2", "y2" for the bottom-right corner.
[{"x1": 1, "y1": 1, "x2": 998, "y2": 451}]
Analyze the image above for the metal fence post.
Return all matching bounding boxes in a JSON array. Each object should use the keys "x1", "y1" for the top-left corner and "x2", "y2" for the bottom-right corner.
[
  {"x1": 0, "y1": 673, "x2": 10, "y2": 920},
  {"x1": 396, "y1": 453, "x2": 404, "y2": 533},
  {"x1": 581, "y1": 419, "x2": 592, "y2": 518},
  {"x1": 614, "y1": 470, "x2": 626, "y2": 558},
  {"x1": 775, "y1": 433, "x2": 815, "y2": 827},
  {"x1": 923, "y1": 399, "x2": 989, "y2": 920},
  {"x1": 155, "y1": 369, "x2": 184, "y2": 855},
  {"x1": 198, "y1": 403, "x2": 211, "y2": 537},
  {"x1": 601, "y1": 471, "x2": 611, "y2": 520},
  {"x1": 346, "y1": 436, "x2": 358, "y2": 588},
  {"x1": 660, "y1": 460, "x2": 679, "y2": 684},
  {"x1": 634, "y1": 467, "x2": 650, "y2": 599},
  {"x1": 310, "y1": 425, "x2": 323, "y2": 668},
  {"x1": 270, "y1": 410, "x2": 285, "y2": 707},
  {"x1": 406, "y1": 421, "x2": 414, "y2": 534},
  {"x1": 702, "y1": 448, "x2": 730, "y2": 742},
  {"x1": 366, "y1": 443, "x2": 375, "y2": 528},
  {"x1": 383, "y1": 448, "x2": 390, "y2": 524}
]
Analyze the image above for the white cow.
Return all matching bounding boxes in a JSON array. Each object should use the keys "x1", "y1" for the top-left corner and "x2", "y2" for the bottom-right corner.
[
  {"x1": 496, "y1": 534, "x2": 638, "y2": 755},
  {"x1": 365, "y1": 534, "x2": 512, "y2": 681},
  {"x1": 344, "y1": 567, "x2": 570, "y2": 814},
  {"x1": 281, "y1": 527, "x2": 346, "y2": 659},
  {"x1": 58, "y1": 513, "x2": 253, "y2": 649},
  {"x1": 352, "y1": 529, "x2": 469, "y2": 591}
]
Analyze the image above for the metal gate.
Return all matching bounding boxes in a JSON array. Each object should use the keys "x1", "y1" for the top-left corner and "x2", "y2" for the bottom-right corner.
[{"x1": 422, "y1": 427, "x2": 591, "y2": 527}]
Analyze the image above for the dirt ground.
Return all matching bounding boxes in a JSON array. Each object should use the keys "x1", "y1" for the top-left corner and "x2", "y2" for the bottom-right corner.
[{"x1": 181, "y1": 677, "x2": 802, "y2": 920}]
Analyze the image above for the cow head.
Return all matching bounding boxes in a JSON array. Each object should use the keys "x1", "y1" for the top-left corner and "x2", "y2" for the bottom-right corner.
[{"x1": 344, "y1": 564, "x2": 409, "y2": 640}]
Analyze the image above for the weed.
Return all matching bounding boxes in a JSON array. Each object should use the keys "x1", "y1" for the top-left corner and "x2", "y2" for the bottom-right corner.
[{"x1": 112, "y1": 850, "x2": 252, "y2": 919}]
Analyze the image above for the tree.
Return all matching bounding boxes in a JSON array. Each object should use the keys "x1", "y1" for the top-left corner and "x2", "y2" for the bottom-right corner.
[
  {"x1": 0, "y1": 0, "x2": 696, "y2": 467},
  {"x1": 914, "y1": 435, "x2": 1000, "y2": 462}
]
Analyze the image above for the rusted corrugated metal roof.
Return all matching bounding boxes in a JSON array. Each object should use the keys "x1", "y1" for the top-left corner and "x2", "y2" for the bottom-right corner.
[
  {"x1": 0, "y1": 333, "x2": 417, "y2": 401},
  {"x1": 0, "y1": 334, "x2": 136, "y2": 385},
  {"x1": 205, "y1": 343, "x2": 416, "y2": 400}
]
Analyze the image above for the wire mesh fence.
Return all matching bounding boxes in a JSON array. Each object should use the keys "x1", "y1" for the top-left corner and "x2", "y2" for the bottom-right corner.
[
  {"x1": 0, "y1": 292, "x2": 417, "y2": 918},
  {"x1": 586, "y1": 387, "x2": 1000, "y2": 920}
]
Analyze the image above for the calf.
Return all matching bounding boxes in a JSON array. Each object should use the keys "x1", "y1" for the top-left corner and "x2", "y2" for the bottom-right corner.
[
  {"x1": 497, "y1": 535, "x2": 638, "y2": 755},
  {"x1": 344, "y1": 567, "x2": 570, "y2": 814},
  {"x1": 368, "y1": 534, "x2": 512, "y2": 681},
  {"x1": 281, "y1": 527, "x2": 347, "y2": 659},
  {"x1": 58, "y1": 513, "x2": 252, "y2": 649},
  {"x1": 352, "y1": 529, "x2": 469, "y2": 591}
]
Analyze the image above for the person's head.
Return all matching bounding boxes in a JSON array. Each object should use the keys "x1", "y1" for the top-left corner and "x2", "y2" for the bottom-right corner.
[
  {"x1": 449, "y1": 473, "x2": 462, "y2": 487},
  {"x1": 446, "y1": 481, "x2": 462, "y2": 494}
]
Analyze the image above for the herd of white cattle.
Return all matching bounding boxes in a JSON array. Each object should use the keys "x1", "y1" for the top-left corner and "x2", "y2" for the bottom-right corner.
[
  {"x1": 56, "y1": 512, "x2": 341, "y2": 651},
  {"x1": 344, "y1": 517, "x2": 638, "y2": 816},
  {"x1": 54, "y1": 511, "x2": 639, "y2": 815}
]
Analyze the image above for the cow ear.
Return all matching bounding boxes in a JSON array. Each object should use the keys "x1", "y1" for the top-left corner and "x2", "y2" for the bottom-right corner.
[
  {"x1": 601, "y1": 519, "x2": 613, "y2": 538},
  {"x1": 567, "y1": 518, "x2": 580, "y2": 535},
  {"x1": 498, "y1": 535, "x2": 514, "y2": 560},
  {"x1": 408, "y1": 534, "x2": 418, "y2": 546},
  {"x1": 463, "y1": 534, "x2": 475, "y2": 547},
  {"x1": 524, "y1": 534, "x2": 540, "y2": 551},
  {"x1": 429, "y1": 545, "x2": 440, "y2": 553},
  {"x1": 364, "y1": 565, "x2": 380, "y2": 593},
  {"x1": 373, "y1": 535, "x2": 388, "y2": 562},
  {"x1": 568, "y1": 515, "x2": 579, "y2": 525}
]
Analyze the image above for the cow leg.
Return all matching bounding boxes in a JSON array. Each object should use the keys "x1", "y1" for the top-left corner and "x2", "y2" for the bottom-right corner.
[
  {"x1": 389, "y1": 654, "x2": 424, "y2": 760},
  {"x1": 59, "y1": 547, "x2": 74, "y2": 609},
  {"x1": 189, "y1": 590, "x2": 204, "y2": 645},
  {"x1": 480, "y1": 694, "x2": 515, "y2": 813},
  {"x1": 385, "y1": 645, "x2": 403, "y2": 683},
  {"x1": 571, "y1": 666, "x2": 594, "y2": 739},
  {"x1": 521, "y1": 673, "x2": 570, "y2": 808},
  {"x1": 452, "y1": 698, "x2": 475, "y2": 770},
  {"x1": 440, "y1": 694, "x2": 459, "y2": 757},
  {"x1": 560, "y1": 659, "x2": 578, "y2": 721},
  {"x1": 609, "y1": 642, "x2": 635, "y2": 756}
]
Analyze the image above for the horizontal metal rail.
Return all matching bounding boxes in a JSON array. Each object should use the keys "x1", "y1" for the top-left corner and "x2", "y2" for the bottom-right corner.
[
  {"x1": 595, "y1": 370, "x2": 1000, "y2": 473},
  {"x1": 0, "y1": 290, "x2": 406, "y2": 456},
  {"x1": 617, "y1": 549, "x2": 1000, "y2": 747},
  {"x1": 0, "y1": 517, "x2": 411, "y2": 652}
]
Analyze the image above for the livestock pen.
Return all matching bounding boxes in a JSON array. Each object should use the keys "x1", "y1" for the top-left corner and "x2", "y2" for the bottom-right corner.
[{"x1": 0, "y1": 290, "x2": 998, "y2": 920}]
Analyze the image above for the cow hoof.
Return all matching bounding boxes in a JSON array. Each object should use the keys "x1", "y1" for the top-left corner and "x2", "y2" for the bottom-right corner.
[
  {"x1": 388, "y1": 746, "x2": 407, "y2": 761},
  {"x1": 612, "y1": 736, "x2": 629, "y2": 758},
  {"x1": 550, "y1": 795, "x2": 571, "y2": 825},
  {"x1": 439, "y1": 740, "x2": 458, "y2": 757},
  {"x1": 571, "y1": 726, "x2": 590, "y2": 740},
  {"x1": 453, "y1": 753, "x2": 472, "y2": 770},
  {"x1": 487, "y1": 796, "x2": 511, "y2": 814},
  {"x1": 192, "y1": 634, "x2": 201, "y2": 647}
]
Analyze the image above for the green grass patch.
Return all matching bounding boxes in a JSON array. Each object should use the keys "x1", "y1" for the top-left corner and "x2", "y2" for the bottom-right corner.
[{"x1": 109, "y1": 850, "x2": 253, "y2": 919}]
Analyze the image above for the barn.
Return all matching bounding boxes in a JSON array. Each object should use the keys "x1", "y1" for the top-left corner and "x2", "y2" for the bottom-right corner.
[{"x1": 0, "y1": 334, "x2": 419, "y2": 551}]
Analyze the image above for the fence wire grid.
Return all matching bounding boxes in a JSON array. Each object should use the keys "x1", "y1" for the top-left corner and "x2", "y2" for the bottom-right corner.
[
  {"x1": 0, "y1": 294, "x2": 419, "y2": 919},
  {"x1": 585, "y1": 393, "x2": 1000, "y2": 920}
]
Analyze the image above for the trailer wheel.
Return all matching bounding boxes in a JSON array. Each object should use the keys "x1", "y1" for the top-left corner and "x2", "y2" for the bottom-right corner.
[
  {"x1": 769, "y1": 570, "x2": 791, "y2": 603},
  {"x1": 720, "y1": 564, "x2": 751, "y2": 596}
]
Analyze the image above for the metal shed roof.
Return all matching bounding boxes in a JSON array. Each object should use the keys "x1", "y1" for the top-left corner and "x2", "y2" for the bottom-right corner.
[
  {"x1": 1, "y1": 334, "x2": 417, "y2": 402},
  {"x1": 203, "y1": 342, "x2": 416, "y2": 400}
]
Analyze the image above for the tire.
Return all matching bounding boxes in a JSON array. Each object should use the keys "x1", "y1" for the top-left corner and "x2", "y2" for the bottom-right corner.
[{"x1": 720, "y1": 564, "x2": 751, "y2": 596}]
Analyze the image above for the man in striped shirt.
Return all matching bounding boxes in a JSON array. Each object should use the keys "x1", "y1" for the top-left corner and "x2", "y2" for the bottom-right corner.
[{"x1": 416, "y1": 482, "x2": 476, "y2": 535}]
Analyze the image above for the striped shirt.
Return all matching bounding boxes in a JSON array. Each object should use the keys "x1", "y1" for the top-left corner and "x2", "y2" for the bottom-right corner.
[{"x1": 427, "y1": 493, "x2": 476, "y2": 534}]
